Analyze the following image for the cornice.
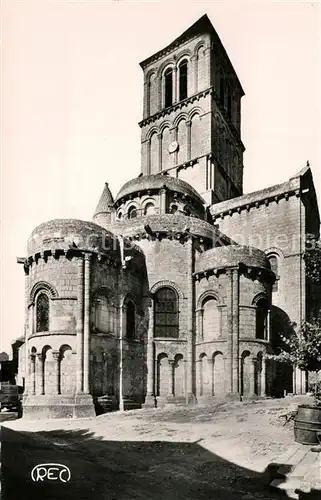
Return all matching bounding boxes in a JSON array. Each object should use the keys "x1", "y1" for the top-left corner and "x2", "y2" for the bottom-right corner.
[{"x1": 211, "y1": 189, "x2": 301, "y2": 222}]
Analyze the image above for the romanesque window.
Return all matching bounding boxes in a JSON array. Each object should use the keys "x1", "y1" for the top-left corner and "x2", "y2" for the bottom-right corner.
[
  {"x1": 178, "y1": 60, "x2": 188, "y2": 101},
  {"x1": 144, "y1": 202, "x2": 155, "y2": 215},
  {"x1": 36, "y1": 293, "x2": 49, "y2": 332},
  {"x1": 164, "y1": 68, "x2": 173, "y2": 108},
  {"x1": 126, "y1": 301, "x2": 135, "y2": 339},
  {"x1": 94, "y1": 295, "x2": 109, "y2": 333},
  {"x1": 202, "y1": 296, "x2": 220, "y2": 341},
  {"x1": 128, "y1": 206, "x2": 137, "y2": 219},
  {"x1": 268, "y1": 255, "x2": 279, "y2": 292},
  {"x1": 256, "y1": 298, "x2": 268, "y2": 340},
  {"x1": 118, "y1": 212, "x2": 123, "y2": 220},
  {"x1": 154, "y1": 287, "x2": 179, "y2": 338}
]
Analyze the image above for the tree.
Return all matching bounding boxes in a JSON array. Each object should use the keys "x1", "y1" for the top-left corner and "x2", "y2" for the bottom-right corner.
[{"x1": 267, "y1": 318, "x2": 321, "y2": 404}]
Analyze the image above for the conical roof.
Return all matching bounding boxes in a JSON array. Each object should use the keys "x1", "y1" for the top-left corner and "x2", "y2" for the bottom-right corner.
[{"x1": 93, "y1": 183, "x2": 114, "y2": 217}]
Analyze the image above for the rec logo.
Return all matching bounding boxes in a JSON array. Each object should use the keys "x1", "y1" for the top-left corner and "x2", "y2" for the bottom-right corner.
[{"x1": 31, "y1": 463, "x2": 71, "y2": 483}]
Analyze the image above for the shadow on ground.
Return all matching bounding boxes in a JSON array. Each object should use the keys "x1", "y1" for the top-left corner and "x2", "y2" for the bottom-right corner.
[{"x1": 1, "y1": 425, "x2": 320, "y2": 500}]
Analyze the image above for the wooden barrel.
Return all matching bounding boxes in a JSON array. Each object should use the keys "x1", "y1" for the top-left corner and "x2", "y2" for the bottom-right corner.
[{"x1": 294, "y1": 404, "x2": 321, "y2": 444}]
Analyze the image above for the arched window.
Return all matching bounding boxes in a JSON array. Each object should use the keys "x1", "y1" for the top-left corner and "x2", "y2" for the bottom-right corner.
[
  {"x1": 178, "y1": 60, "x2": 188, "y2": 101},
  {"x1": 256, "y1": 298, "x2": 268, "y2": 340},
  {"x1": 202, "y1": 296, "x2": 220, "y2": 341},
  {"x1": 128, "y1": 206, "x2": 137, "y2": 219},
  {"x1": 170, "y1": 204, "x2": 178, "y2": 214},
  {"x1": 126, "y1": 301, "x2": 135, "y2": 339},
  {"x1": 144, "y1": 202, "x2": 155, "y2": 215},
  {"x1": 36, "y1": 293, "x2": 49, "y2": 332},
  {"x1": 164, "y1": 68, "x2": 173, "y2": 108},
  {"x1": 268, "y1": 255, "x2": 279, "y2": 292},
  {"x1": 118, "y1": 212, "x2": 123, "y2": 220},
  {"x1": 154, "y1": 287, "x2": 179, "y2": 338}
]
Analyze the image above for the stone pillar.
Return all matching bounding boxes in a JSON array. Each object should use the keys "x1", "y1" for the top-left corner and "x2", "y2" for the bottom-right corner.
[
  {"x1": 144, "y1": 300, "x2": 156, "y2": 407},
  {"x1": 232, "y1": 268, "x2": 240, "y2": 393},
  {"x1": 267, "y1": 309, "x2": 271, "y2": 342},
  {"x1": 168, "y1": 360, "x2": 174, "y2": 397},
  {"x1": 190, "y1": 55, "x2": 197, "y2": 95},
  {"x1": 83, "y1": 253, "x2": 91, "y2": 394},
  {"x1": 196, "y1": 308, "x2": 204, "y2": 340},
  {"x1": 36, "y1": 353, "x2": 44, "y2": 395},
  {"x1": 76, "y1": 255, "x2": 84, "y2": 393},
  {"x1": 119, "y1": 304, "x2": 126, "y2": 411},
  {"x1": 143, "y1": 80, "x2": 148, "y2": 118},
  {"x1": 186, "y1": 238, "x2": 196, "y2": 403},
  {"x1": 261, "y1": 356, "x2": 266, "y2": 397},
  {"x1": 206, "y1": 358, "x2": 213, "y2": 396},
  {"x1": 225, "y1": 270, "x2": 233, "y2": 394},
  {"x1": 29, "y1": 353, "x2": 36, "y2": 396},
  {"x1": 157, "y1": 132, "x2": 162, "y2": 172},
  {"x1": 173, "y1": 66, "x2": 177, "y2": 103},
  {"x1": 249, "y1": 358, "x2": 256, "y2": 396},
  {"x1": 186, "y1": 120, "x2": 191, "y2": 159},
  {"x1": 52, "y1": 350, "x2": 60, "y2": 395}
]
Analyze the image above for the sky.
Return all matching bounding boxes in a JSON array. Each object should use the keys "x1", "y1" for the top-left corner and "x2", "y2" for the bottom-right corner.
[{"x1": 1, "y1": 0, "x2": 321, "y2": 354}]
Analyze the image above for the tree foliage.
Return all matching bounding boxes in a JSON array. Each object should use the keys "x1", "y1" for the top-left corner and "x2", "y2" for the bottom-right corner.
[{"x1": 305, "y1": 240, "x2": 321, "y2": 284}]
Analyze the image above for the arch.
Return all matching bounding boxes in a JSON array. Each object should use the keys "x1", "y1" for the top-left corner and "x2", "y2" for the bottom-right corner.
[
  {"x1": 144, "y1": 202, "x2": 156, "y2": 215},
  {"x1": 59, "y1": 344, "x2": 74, "y2": 395},
  {"x1": 190, "y1": 112, "x2": 202, "y2": 159},
  {"x1": 196, "y1": 44, "x2": 206, "y2": 92},
  {"x1": 159, "y1": 120, "x2": 173, "y2": 134},
  {"x1": 176, "y1": 50, "x2": 192, "y2": 64},
  {"x1": 161, "y1": 125, "x2": 172, "y2": 171},
  {"x1": 197, "y1": 290, "x2": 221, "y2": 309},
  {"x1": 36, "y1": 292, "x2": 49, "y2": 332},
  {"x1": 265, "y1": 248, "x2": 283, "y2": 292},
  {"x1": 199, "y1": 352, "x2": 209, "y2": 396},
  {"x1": 212, "y1": 351, "x2": 225, "y2": 396},
  {"x1": 173, "y1": 353, "x2": 185, "y2": 396},
  {"x1": 193, "y1": 41, "x2": 206, "y2": 58},
  {"x1": 154, "y1": 286, "x2": 179, "y2": 338},
  {"x1": 91, "y1": 287, "x2": 117, "y2": 334},
  {"x1": 177, "y1": 118, "x2": 187, "y2": 164},
  {"x1": 202, "y1": 295, "x2": 221, "y2": 342},
  {"x1": 173, "y1": 112, "x2": 188, "y2": 128},
  {"x1": 42, "y1": 345, "x2": 53, "y2": 396},
  {"x1": 127, "y1": 205, "x2": 138, "y2": 219},
  {"x1": 251, "y1": 293, "x2": 269, "y2": 307},
  {"x1": 117, "y1": 211, "x2": 123, "y2": 220},
  {"x1": 147, "y1": 70, "x2": 158, "y2": 116},
  {"x1": 240, "y1": 350, "x2": 251, "y2": 396},
  {"x1": 149, "y1": 131, "x2": 159, "y2": 174},
  {"x1": 30, "y1": 281, "x2": 58, "y2": 303},
  {"x1": 146, "y1": 126, "x2": 160, "y2": 141},
  {"x1": 150, "y1": 280, "x2": 184, "y2": 300},
  {"x1": 188, "y1": 107, "x2": 203, "y2": 121},
  {"x1": 156, "y1": 353, "x2": 170, "y2": 397}
]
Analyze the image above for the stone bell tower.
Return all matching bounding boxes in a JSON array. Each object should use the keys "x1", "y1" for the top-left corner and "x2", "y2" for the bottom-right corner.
[{"x1": 139, "y1": 14, "x2": 245, "y2": 205}]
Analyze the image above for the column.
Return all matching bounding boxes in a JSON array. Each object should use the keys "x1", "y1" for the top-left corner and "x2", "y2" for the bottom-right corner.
[
  {"x1": 226, "y1": 270, "x2": 233, "y2": 393},
  {"x1": 186, "y1": 120, "x2": 191, "y2": 159},
  {"x1": 29, "y1": 354, "x2": 36, "y2": 396},
  {"x1": 173, "y1": 66, "x2": 177, "y2": 103},
  {"x1": 249, "y1": 358, "x2": 256, "y2": 396},
  {"x1": 83, "y1": 253, "x2": 91, "y2": 394},
  {"x1": 52, "y1": 351, "x2": 60, "y2": 395},
  {"x1": 196, "y1": 308, "x2": 203, "y2": 340},
  {"x1": 206, "y1": 358, "x2": 213, "y2": 396},
  {"x1": 168, "y1": 360, "x2": 174, "y2": 397},
  {"x1": 186, "y1": 237, "x2": 195, "y2": 402},
  {"x1": 36, "y1": 353, "x2": 44, "y2": 395},
  {"x1": 261, "y1": 356, "x2": 266, "y2": 397},
  {"x1": 119, "y1": 304, "x2": 126, "y2": 411},
  {"x1": 232, "y1": 268, "x2": 240, "y2": 393},
  {"x1": 146, "y1": 302, "x2": 155, "y2": 397},
  {"x1": 76, "y1": 255, "x2": 84, "y2": 393},
  {"x1": 196, "y1": 358, "x2": 202, "y2": 397},
  {"x1": 190, "y1": 55, "x2": 197, "y2": 95},
  {"x1": 266, "y1": 309, "x2": 271, "y2": 342},
  {"x1": 157, "y1": 133, "x2": 162, "y2": 172}
]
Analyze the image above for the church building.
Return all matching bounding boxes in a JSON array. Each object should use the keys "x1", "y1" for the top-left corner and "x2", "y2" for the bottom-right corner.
[{"x1": 17, "y1": 15, "x2": 320, "y2": 418}]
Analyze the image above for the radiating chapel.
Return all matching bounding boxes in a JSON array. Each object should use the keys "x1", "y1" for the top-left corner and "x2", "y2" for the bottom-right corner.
[{"x1": 17, "y1": 15, "x2": 320, "y2": 418}]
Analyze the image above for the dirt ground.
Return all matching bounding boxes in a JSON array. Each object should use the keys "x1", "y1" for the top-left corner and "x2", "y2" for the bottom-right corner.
[{"x1": 0, "y1": 395, "x2": 314, "y2": 500}]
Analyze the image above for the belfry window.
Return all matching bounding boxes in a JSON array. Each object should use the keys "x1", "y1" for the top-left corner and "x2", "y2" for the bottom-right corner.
[
  {"x1": 128, "y1": 206, "x2": 137, "y2": 219},
  {"x1": 164, "y1": 68, "x2": 173, "y2": 108},
  {"x1": 178, "y1": 60, "x2": 188, "y2": 101},
  {"x1": 36, "y1": 293, "x2": 49, "y2": 332},
  {"x1": 268, "y1": 255, "x2": 279, "y2": 292},
  {"x1": 154, "y1": 287, "x2": 179, "y2": 338}
]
